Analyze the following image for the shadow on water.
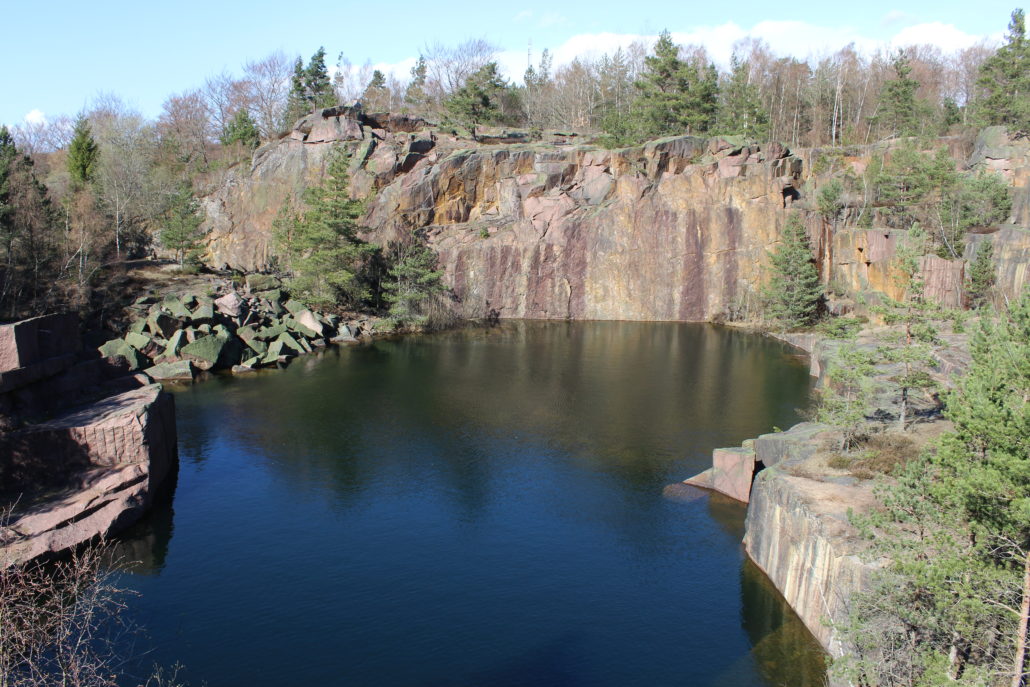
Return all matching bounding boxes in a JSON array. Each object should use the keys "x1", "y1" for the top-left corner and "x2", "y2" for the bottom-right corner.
[{"x1": 111, "y1": 321, "x2": 822, "y2": 687}]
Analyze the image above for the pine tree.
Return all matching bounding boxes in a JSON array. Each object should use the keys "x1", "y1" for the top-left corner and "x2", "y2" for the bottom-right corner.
[
  {"x1": 762, "y1": 213, "x2": 823, "y2": 327},
  {"x1": 220, "y1": 109, "x2": 260, "y2": 148},
  {"x1": 717, "y1": 54, "x2": 769, "y2": 140},
  {"x1": 283, "y1": 48, "x2": 338, "y2": 126},
  {"x1": 284, "y1": 57, "x2": 309, "y2": 125},
  {"x1": 67, "y1": 116, "x2": 99, "y2": 188},
  {"x1": 273, "y1": 147, "x2": 376, "y2": 307},
  {"x1": 873, "y1": 227, "x2": 941, "y2": 430},
  {"x1": 966, "y1": 240, "x2": 996, "y2": 309},
  {"x1": 444, "y1": 63, "x2": 507, "y2": 140},
  {"x1": 874, "y1": 51, "x2": 923, "y2": 138},
  {"x1": 383, "y1": 239, "x2": 446, "y2": 329},
  {"x1": 404, "y1": 57, "x2": 428, "y2": 109},
  {"x1": 305, "y1": 47, "x2": 335, "y2": 109},
  {"x1": 630, "y1": 31, "x2": 718, "y2": 139},
  {"x1": 841, "y1": 289, "x2": 1030, "y2": 686},
  {"x1": 160, "y1": 186, "x2": 206, "y2": 267},
  {"x1": 976, "y1": 9, "x2": 1030, "y2": 134},
  {"x1": 362, "y1": 70, "x2": 389, "y2": 110},
  {"x1": 816, "y1": 343, "x2": 875, "y2": 452}
]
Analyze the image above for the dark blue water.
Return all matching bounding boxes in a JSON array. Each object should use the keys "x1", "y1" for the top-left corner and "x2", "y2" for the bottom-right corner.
[{"x1": 114, "y1": 321, "x2": 825, "y2": 686}]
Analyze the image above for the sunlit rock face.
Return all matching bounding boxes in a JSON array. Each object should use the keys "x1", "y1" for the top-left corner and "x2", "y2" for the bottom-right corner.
[{"x1": 202, "y1": 107, "x2": 1030, "y2": 319}]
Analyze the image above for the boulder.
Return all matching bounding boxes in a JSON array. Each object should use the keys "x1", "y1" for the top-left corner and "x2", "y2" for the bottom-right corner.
[
  {"x1": 214, "y1": 292, "x2": 244, "y2": 317},
  {"x1": 190, "y1": 301, "x2": 215, "y2": 324},
  {"x1": 295, "y1": 309, "x2": 325, "y2": 337},
  {"x1": 124, "y1": 331, "x2": 152, "y2": 351},
  {"x1": 179, "y1": 335, "x2": 229, "y2": 370},
  {"x1": 246, "y1": 273, "x2": 281, "y2": 293},
  {"x1": 147, "y1": 312, "x2": 181, "y2": 339},
  {"x1": 144, "y1": 359, "x2": 196, "y2": 381}
]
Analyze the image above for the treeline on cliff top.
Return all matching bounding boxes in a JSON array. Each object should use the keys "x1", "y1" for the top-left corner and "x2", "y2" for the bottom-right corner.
[{"x1": 0, "y1": 10, "x2": 1027, "y2": 322}]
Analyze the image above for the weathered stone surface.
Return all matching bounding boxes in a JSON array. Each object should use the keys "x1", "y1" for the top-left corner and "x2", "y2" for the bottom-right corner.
[
  {"x1": 214, "y1": 291, "x2": 244, "y2": 317},
  {"x1": 744, "y1": 463, "x2": 877, "y2": 661},
  {"x1": 202, "y1": 113, "x2": 1028, "y2": 320},
  {"x1": 144, "y1": 359, "x2": 196, "y2": 381},
  {"x1": 0, "y1": 385, "x2": 177, "y2": 567},
  {"x1": 0, "y1": 385, "x2": 175, "y2": 496},
  {"x1": 179, "y1": 335, "x2": 229, "y2": 369},
  {"x1": 246, "y1": 273, "x2": 281, "y2": 293},
  {"x1": 0, "y1": 313, "x2": 80, "y2": 373}
]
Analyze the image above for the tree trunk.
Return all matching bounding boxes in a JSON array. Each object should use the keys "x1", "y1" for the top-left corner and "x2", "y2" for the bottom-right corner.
[{"x1": 1013, "y1": 551, "x2": 1030, "y2": 687}]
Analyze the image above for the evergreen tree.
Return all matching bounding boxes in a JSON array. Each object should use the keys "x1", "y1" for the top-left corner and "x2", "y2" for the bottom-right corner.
[
  {"x1": 762, "y1": 213, "x2": 823, "y2": 328},
  {"x1": 0, "y1": 126, "x2": 15, "y2": 238},
  {"x1": 966, "y1": 240, "x2": 996, "y2": 309},
  {"x1": 444, "y1": 62, "x2": 507, "y2": 139},
  {"x1": 284, "y1": 57, "x2": 309, "y2": 125},
  {"x1": 383, "y1": 239, "x2": 446, "y2": 329},
  {"x1": 717, "y1": 54, "x2": 769, "y2": 140},
  {"x1": 67, "y1": 116, "x2": 99, "y2": 188},
  {"x1": 160, "y1": 185, "x2": 206, "y2": 267},
  {"x1": 220, "y1": 109, "x2": 261, "y2": 149},
  {"x1": 630, "y1": 31, "x2": 718, "y2": 139},
  {"x1": 404, "y1": 57, "x2": 428, "y2": 109},
  {"x1": 976, "y1": 9, "x2": 1030, "y2": 134},
  {"x1": 873, "y1": 227, "x2": 941, "y2": 430},
  {"x1": 305, "y1": 47, "x2": 335, "y2": 109},
  {"x1": 283, "y1": 48, "x2": 338, "y2": 126},
  {"x1": 874, "y1": 51, "x2": 923, "y2": 138},
  {"x1": 362, "y1": 70, "x2": 389, "y2": 110},
  {"x1": 816, "y1": 343, "x2": 875, "y2": 452},
  {"x1": 273, "y1": 147, "x2": 377, "y2": 307},
  {"x1": 841, "y1": 289, "x2": 1030, "y2": 686}
]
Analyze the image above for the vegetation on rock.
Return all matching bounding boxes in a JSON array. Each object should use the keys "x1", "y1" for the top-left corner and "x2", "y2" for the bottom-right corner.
[
  {"x1": 762, "y1": 213, "x2": 823, "y2": 328},
  {"x1": 840, "y1": 288, "x2": 1030, "y2": 687},
  {"x1": 272, "y1": 147, "x2": 376, "y2": 308}
]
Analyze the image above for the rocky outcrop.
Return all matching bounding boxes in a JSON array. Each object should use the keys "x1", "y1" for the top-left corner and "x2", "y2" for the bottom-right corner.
[
  {"x1": 744, "y1": 458, "x2": 877, "y2": 662},
  {"x1": 97, "y1": 277, "x2": 370, "y2": 378},
  {"x1": 0, "y1": 314, "x2": 178, "y2": 567}
]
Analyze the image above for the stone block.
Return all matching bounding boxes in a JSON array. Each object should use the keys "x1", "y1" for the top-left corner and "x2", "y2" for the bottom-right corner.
[
  {"x1": 245, "y1": 273, "x2": 281, "y2": 293},
  {"x1": 0, "y1": 313, "x2": 80, "y2": 373},
  {"x1": 144, "y1": 359, "x2": 196, "y2": 381},
  {"x1": 711, "y1": 446, "x2": 758, "y2": 502}
]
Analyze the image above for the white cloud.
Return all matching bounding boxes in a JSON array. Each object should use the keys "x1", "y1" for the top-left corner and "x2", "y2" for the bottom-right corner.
[
  {"x1": 881, "y1": 10, "x2": 914, "y2": 27},
  {"x1": 493, "y1": 19, "x2": 998, "y2": 81},
  {"x1": 890, "y1": 22, "x2": 993, "y2": 52},
  {"x1": 23, "y1": 109, "x2": 46, "y2": 125}
]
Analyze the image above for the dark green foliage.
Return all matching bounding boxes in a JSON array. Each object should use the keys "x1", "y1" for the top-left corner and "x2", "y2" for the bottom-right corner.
[
  {"x1": 444, "y1": 62, "x2": 508, "y2": 139},
  {"x1": 717, "y1": 54, "x2": 769, "y2": 140},
  {"x1": 872, "y1": 227, "x2": 941, "y2": 430},
  {"x1": 841, "y1": 289, "x2": 1030, "y2": 686},
  {"x1": 404, "y1": 57, "x2": 428, "y2": 109},
  {"x1": 67, "y1": 116, "x2": 99, "y2": 188},
  {"x1": 762, "y1": 213, "x2": 823, "y2": 328},
  {"x1": 284, "y1": 48, "x2": 337, "y2": 125},
  {"x1": 159, "y1": 186, "x2": 206, "y2": 267},
  {"x1": 630, "y1": 31, "x2": 718, "y2": 139},
  {"x1": 966, "y1": 240, "x2": 996, "y2": 309},
  {"x1": 874, "y1": 144, "x2": 954, "y2": 230},
  {"x1": 362, "y1": 70, "x2": 389, "y2": 110},
  {"x1": 220, "y1": 109, "x2": 260, "y2": 149},
  {"x1": 0, "y1": 127, "x2": 59, "y2": 317},
  {"x1": 816, "y1": 343, "x2": 875, "y2": 452},
  {"x1": 976, "y1": 9, "x2": 1030, "y2": 134},
  {"x1": 272, "y1": 147, "x2": 377, "y2": 307},
  {"x1": 817, "y1": 178, "x2": 845, "y2": 224},
  {"x1": 383, "y1": 239, "x2": 446, "y2": 329},
  {"x1": 873, "y1": 51, "x2": 925, "y2": 138}
]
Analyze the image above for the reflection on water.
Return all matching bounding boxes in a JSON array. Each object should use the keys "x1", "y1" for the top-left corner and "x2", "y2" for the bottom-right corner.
[{"x1": 113, "y1": 321, "x2": 823, "y2": 687}]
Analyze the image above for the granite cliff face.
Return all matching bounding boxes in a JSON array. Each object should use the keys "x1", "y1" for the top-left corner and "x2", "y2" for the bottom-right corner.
[
  {"x1": 202, "y1": 108, "x2": 803, "y2": 321},
  {"x1": 202, "y1": 108, "x2": 1030, "y2": 320}
]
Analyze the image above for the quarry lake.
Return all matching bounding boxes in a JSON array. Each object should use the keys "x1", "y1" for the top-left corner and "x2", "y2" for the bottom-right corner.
[{"x1": 113, "y1": 321, "x2": 825, "y2": 686}]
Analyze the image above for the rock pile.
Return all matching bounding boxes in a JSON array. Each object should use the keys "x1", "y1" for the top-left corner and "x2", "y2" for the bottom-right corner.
[{"x1": 97, "y1": 275, "x2": 371, "y2": 382}]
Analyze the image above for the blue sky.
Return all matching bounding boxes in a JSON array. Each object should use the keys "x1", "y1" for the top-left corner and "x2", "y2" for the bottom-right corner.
[{"x1": 1, "y1": 0, "x2": 1019, "y2": 127}]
